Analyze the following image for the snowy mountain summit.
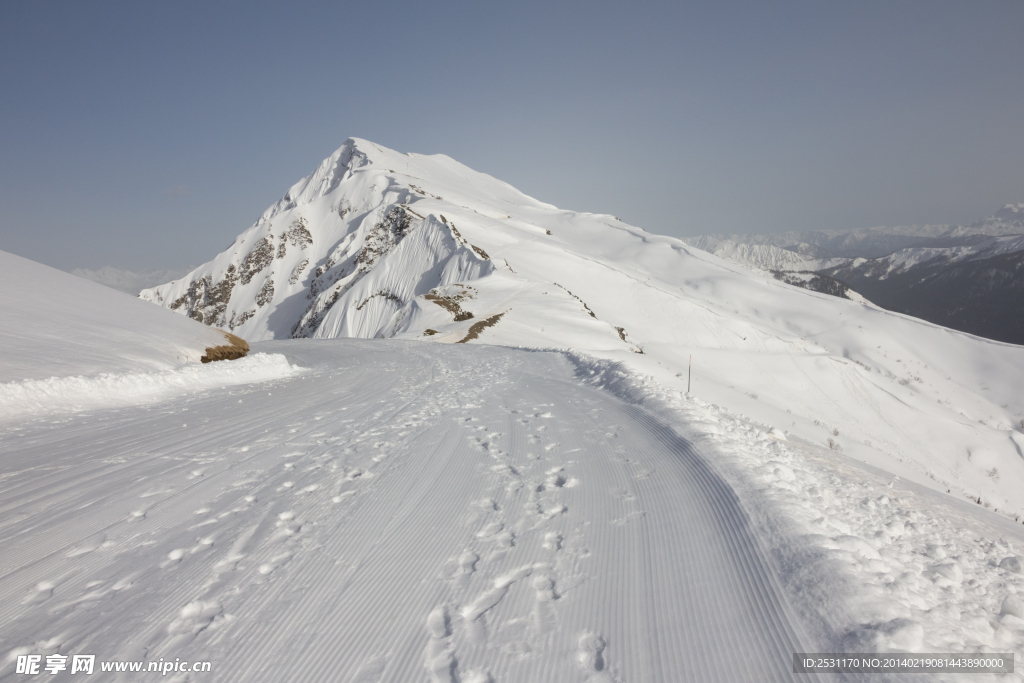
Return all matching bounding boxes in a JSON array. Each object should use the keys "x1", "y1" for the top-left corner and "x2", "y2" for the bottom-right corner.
[
  {"x1": 145, "y1": 138, "x2": 1024, "y2": 518},
  {"x1": 144, "y1": 138, "x2": 565, "y2": 345}
]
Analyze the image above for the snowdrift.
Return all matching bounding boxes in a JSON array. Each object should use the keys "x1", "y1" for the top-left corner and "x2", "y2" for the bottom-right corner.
[
  {"x1": 142, "y1": 138, "x2": 1024, "y2": 517},
  {"x1": 0, "y1": 353, "x2": 300, "y2": 420}
]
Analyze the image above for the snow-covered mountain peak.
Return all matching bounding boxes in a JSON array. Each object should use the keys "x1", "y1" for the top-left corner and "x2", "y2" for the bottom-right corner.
[
  {"x1": 968, "y1": 202, "x2": 1024, "y2": 234},
  {"x1": 260, "y1": 137, "x2": 553, "y2": 228}
]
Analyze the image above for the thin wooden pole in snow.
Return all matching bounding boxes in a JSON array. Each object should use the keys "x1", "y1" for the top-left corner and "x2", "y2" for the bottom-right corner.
[{"x1": 688, "y1": 355, "x2": 691, "y2": 393}]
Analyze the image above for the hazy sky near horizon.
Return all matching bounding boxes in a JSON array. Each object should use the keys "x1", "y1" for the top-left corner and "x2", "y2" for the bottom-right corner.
[{"x1": 1, "y1": 1, "x2": 1022, "y2": 272}]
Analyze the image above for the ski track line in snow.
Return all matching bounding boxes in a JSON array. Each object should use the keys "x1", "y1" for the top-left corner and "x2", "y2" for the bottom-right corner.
[{"x1": 0, "y1": 340, "x2": 843, "y2": 682}]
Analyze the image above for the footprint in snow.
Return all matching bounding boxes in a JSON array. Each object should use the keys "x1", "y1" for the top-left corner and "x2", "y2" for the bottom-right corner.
[
  {"x1": 189, "y1": 535, "x2": 216, "y2": 554},
  {"x1": 23, "y1": 581, "x2": 56, "y2": 605},
  {"x1": 423, "y1": 606, "x2": 458, "y2": 683},
  {"x1": 270, "y1": 510, "x2": 302, "y2": 542},
  {"x1": 167, "y1": 599, "x2": 224, "y2": 637},
  {"x1": 214, "y1": 525, "x2": 257, "y2": 573},
  {"x1": 531, "y1": 572, "x2": 559, "y2": 635},
  {"x1": 258, "y1": 551, "x2": 293, "y2": 576},
  {"x1": 66, "y1": 532, "x2": 107, "y2": 558},
  {"x1": 160, "y1": 549, "x2": 186, "y2": 569},
  {"x1": 577, "y1": 632, "x2": 614, "y2": 681},
  {"x1": 458, "y1": 550, "x2": 479, "y2": 576},
  {"x1": 542, "y1": 504, "x2": 568, "y2": 520},
  {"x1": 476, "y1": 522, "x2": 504, "y2": 539}
]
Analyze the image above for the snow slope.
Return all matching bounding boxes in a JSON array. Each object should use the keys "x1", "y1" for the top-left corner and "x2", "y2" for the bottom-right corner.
[
  {"x1": 1, "y1": 250, "x2": 229, "y2": 383},
  {"x1": 0, "y1": 249, "x2": 300, "y2": 416},
  {"x1": 142, "y1": 139, "x2": 1024, "y2": 521}
]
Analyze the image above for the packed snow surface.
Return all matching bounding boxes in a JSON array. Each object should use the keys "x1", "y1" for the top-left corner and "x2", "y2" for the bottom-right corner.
[{"x1": 3, "y1": 341, "x2": 812, "y2": 682}]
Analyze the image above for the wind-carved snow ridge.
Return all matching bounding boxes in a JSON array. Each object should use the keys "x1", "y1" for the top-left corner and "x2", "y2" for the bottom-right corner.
[{"x1": 0, "y1": 354, "x2": 302, "y2": 421}]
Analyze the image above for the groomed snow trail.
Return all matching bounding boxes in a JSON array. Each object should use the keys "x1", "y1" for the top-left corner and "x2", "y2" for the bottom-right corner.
[{"x1": 1, "y1": 340, "x2": 813, "y2": 682}]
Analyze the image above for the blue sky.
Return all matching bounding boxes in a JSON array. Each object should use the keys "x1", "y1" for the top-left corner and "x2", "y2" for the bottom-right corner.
[{"x1": 1, "y1": 1, "x2": 1022, "y2": 271}]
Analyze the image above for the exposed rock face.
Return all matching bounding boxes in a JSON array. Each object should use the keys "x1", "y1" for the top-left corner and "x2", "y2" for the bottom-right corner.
[
  {"x1": 168, "y1": 265, "x2": 238, "y2": 328},
  {"x1": 240, "y1": 237, "x2": 274, "y2": 285}
]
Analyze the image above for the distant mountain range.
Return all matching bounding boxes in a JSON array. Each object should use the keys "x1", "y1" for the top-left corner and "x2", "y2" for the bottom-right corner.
[{"x1": 683, "y1": 204, "x2": 1024, "y2": 345}]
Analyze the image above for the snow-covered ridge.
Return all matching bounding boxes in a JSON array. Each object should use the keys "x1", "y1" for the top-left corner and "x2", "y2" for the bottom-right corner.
[
  {"x1": 143, "y1": 138, "x2": 1024, "y2": 520},
  {"x1": 862, "y1": 233, "x2": 1024, "y2": 276}
]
